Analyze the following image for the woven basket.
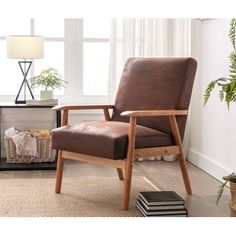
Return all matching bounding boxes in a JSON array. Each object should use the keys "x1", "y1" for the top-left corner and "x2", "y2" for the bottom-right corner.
[
  {"x1": 230, "y1": 182, "x2": 236, "y2": 205},
  {"x1": 4, "y1": 137, "x2": 55, "y2": 163},
  {"x1": 229, "y1": 201, "x2": 236, "y2": 217}
]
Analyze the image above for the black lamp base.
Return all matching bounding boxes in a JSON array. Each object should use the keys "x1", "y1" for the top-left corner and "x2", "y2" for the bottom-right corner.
[
  {"x1": 15, "y1": 60, "x2": 34, "y2": 104},
  {"x1": 15, "y1": 100, "x2": 27, "y2": 104}
]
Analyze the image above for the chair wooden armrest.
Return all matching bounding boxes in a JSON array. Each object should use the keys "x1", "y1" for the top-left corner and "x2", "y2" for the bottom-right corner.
[
  {"x1": 122, "y1": 109, "x2": 188, "y2": 150},
  {"x1": 53, "y1": 105, "x2": 114, "y2": 126},
  {"x1": 53, "y1": 104, "x2": 114, "y2": 111},
  {"x1": 121, "y1": 109, "x2": 188, "y2": 117}
]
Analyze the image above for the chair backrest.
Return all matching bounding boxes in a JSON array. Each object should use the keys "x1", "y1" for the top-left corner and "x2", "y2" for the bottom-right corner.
[{"x1": 111, "y1": 57, "x2": 197, "y2": 140}]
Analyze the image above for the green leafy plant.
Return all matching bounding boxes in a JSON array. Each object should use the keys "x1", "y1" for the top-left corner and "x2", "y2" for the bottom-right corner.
[
  {"x1": 29, "y1": 67, "x2": 67, "y2": 90},
  {"x1": 204, "y1": 19, "x2": 236, "y2": 109},
  {"x1": 203, "y1": 19, "x2": 236, "y2": 210},
  {"x1": 216, "y1": 172, "x2": 236, "y2": 205}
]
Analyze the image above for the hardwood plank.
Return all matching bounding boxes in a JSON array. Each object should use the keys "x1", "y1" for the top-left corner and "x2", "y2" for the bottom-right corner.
[
  {"x1": 134, "y1": 146, "x2": 180, "y2": 158},
  {"x1": 62, "y1": 151, "x2": 126, "y2": 169},
  {"x1": 169, "y1": 115, "x2": 192, "y2": 194},
  {"x1": 117, "y1": 168, "x2": 124, "y2": 180},
  {"x1": 55, "y1": 150, "x2": 64, "y2": 193},
  {"x1": 122, "y1": 116, "x2": 137, "y2": 210},
  {"x1": 62, "y1": 110, "x2": 68, "y2": 126},
  {"x1": 121, "y1": 109, "x2": 188, "y2": 117},
  {"x1": 103, "y1": 108, "x2": 111, "y2": 121}
]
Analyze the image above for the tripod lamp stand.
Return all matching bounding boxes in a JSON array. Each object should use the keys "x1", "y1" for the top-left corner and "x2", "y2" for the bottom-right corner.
[{"x1": 6, "y1": 36, "x2": 44, "y2": 104}]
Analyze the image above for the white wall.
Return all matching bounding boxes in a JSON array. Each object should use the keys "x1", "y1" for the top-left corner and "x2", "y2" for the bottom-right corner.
[{"x1": 189, "y1": 19, "x2": 236, "y2": 181}]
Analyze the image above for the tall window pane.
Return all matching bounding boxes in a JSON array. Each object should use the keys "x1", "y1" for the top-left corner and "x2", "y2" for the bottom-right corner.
[
  {"x1": 33, "y1": 42, "x2": 64, "y2": 95},
  {"x1": 0, "y1": 19, "x2": 30, "y2": 95},
  {"x1": 0, "y1": 18, "x2": 65, "y2": 96},
  {"x1": 83, "y1": 43, "x2": 109, "y2": 95},
  {"x1": 84, "y1": 19, "x2": 111, "y2": 38},
  {"x1": 0, "y1": 41, "x2": 23, "y2": 95},
  {"x1": 34, "y1": 18, "x2": 64, "y2": 38},
  {"x1": 0, "y1": 18, "x2": 29, "y2": 36}
]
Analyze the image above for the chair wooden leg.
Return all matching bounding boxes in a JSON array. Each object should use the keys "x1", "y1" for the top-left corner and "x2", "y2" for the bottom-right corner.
[
  {"x1": 117, "y1": 168, "x2": 124, "y2": 180},
  {"x1": 169, "y1": 115, "x2": 192, "y2": 194},
  {"x1": 177, "y1": 146, "x2": 192, "y2": 194},
  {"x1": 55, "y1": 150, "x2": 64, "y2": 193},
  {"x1": 122, "y1": 116, "x2": 136, "y2": 210},
  {"x1": 122, "y1": 161, "x2": 133, "y2": 210}
]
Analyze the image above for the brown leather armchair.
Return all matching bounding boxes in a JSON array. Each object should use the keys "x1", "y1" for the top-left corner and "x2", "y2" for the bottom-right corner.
[{"x1": 52, "y1": 57, "x2": 197, "y2": 210}]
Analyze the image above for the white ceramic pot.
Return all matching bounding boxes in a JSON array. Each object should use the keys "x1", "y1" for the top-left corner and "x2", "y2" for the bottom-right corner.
[
  {"x1": 155, "y1": 156, "x2": 162, "y2": 161},
  {"x1": 162, "y1": 154, "x2": 177, "y2": 162},
  {"x1": 146, "y1": 156, "x2": 156, "y2": 161},
  {"x1": 40, "y1": 90, "x2": 53, "y2": 100}
]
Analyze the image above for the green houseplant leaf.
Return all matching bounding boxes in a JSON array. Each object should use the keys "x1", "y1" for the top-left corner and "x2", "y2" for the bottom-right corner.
[
  {"x1": 203, "y1": 19, "x2": 236, "y2": 108},
  {"x1": 216, "y1": 172, "x2": 236, "y2": 205},
  {"x1": 29, "y1": 67, "x2": 68, "y2": 90},
  {"x1": 203, "y1": 19, "x2": 236, "y2": 206}
]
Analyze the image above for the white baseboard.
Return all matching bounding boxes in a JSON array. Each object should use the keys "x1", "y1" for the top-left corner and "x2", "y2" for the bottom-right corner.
[{"x1": 188, "y1": 148, "x2": 231, "y2": 182}]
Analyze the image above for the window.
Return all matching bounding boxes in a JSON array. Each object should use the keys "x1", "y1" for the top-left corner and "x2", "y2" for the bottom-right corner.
[
  {"x1": 0, "y1": 18, "x2": 64, "y2": 96},
  {"x1": 0, "y1": 19, "x2": 112, "y2": 103},
  {"x1": 83, "y1": 42, "x2": 109, "y2": 95},
  {"x1": 83, "y1": 19, "x2": 111, "y2": 96},
  {"x1": 0, "y1": 19, "x2": 30, "y2": 95},
  {"x1": 34, "y1": 18, "x2": 64, "y2": 81}
]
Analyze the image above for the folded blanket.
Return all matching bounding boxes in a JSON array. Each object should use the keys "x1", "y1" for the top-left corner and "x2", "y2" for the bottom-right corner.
[
  {"x1": 27, "y1": 128, "x2": 50, "y2": 137},
  {"x1": 5, "y1": 127, "x2": 38, "y2": 157}
]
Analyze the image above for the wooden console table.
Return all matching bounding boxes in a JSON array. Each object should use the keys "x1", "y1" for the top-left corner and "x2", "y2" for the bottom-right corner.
[{"x1": 0, "y1": 103, "x2": 61, "y2": 171}]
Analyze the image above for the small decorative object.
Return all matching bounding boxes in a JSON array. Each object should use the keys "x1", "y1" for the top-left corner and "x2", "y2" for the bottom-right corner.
[
  {"x1": 29, "y1": 67, "x2": 67, "y2": 100},
  {"x1": 6, "y1": 35, "x2": 44, "y2": 104},
  {"x1": 216, "y1": 173, "x2": 236, "y2": 216},
  {"x1": 204, "y1": 19, "x2": 236, "y2": 108}
]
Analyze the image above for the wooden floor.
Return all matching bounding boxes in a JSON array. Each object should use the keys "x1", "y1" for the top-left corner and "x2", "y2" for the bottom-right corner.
[{"x1": 0, "y1": 159, "x2": 231, "y2": 217}]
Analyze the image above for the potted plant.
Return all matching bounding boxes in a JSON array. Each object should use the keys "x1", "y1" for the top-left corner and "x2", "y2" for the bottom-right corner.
[
  {"x1": 204, "y1": 19, "x2": 236, "y2": 216},
  {"x1": 204, "y1": 19, "x2": 236, "y2": 108},
  {"x1": 29, "y1": 67, "x2": 67, "y2": 100},
  {"x1": 217, "y1": 173, "x2": 236, "y2": 216}
]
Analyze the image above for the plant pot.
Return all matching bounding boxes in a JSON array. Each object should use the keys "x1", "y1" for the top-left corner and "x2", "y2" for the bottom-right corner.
[
  {"x1": 40, "y1": 90, "x2": 53, "y2": 100},
  {"x1": 230, "y1": 181, "x2": 236, "y2": 206},
  {"x1": 228, "y1": 182, "x2": 236, "y2": 216},
  {"x1": 229, "y1": 201, "x2": 236, "y2": 217},
  {"x1": 162, "y1": 154, "x2": 177, "y2": 162}
]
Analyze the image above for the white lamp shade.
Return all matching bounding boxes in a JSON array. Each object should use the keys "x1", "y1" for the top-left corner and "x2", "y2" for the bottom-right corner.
[{"x1": 6, "y1": 36, "x2": 44, "y2": 59}]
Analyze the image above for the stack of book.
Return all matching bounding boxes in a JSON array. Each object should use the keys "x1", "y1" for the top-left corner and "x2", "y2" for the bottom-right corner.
[{"x1": 136, "y1": 191, "x2": 188, "y2": 217}]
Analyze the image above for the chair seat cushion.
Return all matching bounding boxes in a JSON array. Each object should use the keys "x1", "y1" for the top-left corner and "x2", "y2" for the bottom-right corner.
[{"x1": 51, "y1": 121, "x2": 173, "y2": 160}]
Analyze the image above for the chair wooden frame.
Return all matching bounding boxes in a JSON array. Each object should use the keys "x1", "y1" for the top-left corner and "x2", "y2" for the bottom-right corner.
[{"x1": 53, "y1": 104, "x2": 192, "y2": 210}]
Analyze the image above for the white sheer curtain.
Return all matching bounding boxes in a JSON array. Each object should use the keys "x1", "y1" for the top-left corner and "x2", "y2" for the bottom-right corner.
[
  {"x1": 108, "y1": 18, "x2": 191, "y2": 101},
  {"x1": 108, "y1": 19, "x2": 191, "y2": 160}
]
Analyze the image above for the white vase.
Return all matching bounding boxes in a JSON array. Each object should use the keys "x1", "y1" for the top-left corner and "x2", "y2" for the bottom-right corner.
[{"x1": 40, "y1": 90, "x2": 53, "y2": 100}]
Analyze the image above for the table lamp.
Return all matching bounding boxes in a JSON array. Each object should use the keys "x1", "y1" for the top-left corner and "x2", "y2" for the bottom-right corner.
[{"x1": 6, "y1": 36, "x2": 44, "y2": 104}]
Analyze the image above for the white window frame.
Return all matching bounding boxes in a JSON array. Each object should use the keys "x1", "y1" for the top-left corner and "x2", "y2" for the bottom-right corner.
[
  {"x1": 0, "y1": 18, "x2": 112, "y2": 106},
  {"x1": 63, "y1": 19, "x2": 111, "y2": 105},
  {"x1": 0, "y1": 18, "x2": 65, "y2": 99}
]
